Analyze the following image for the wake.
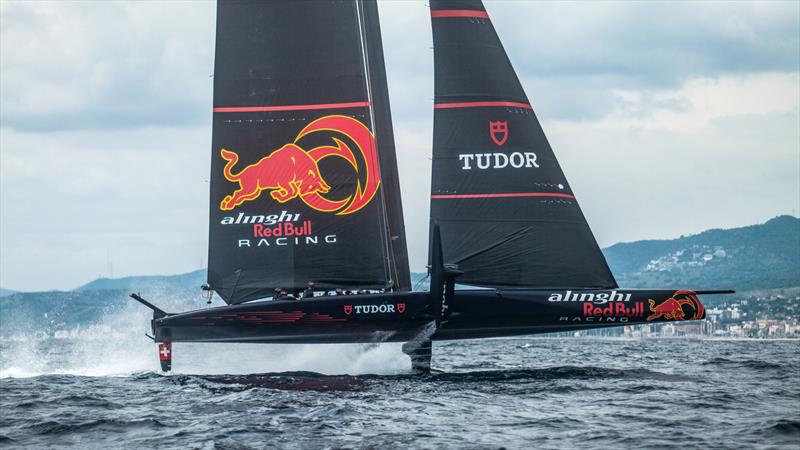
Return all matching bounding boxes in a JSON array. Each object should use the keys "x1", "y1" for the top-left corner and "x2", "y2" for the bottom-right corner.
[{"x1": 0, "y1": 293, "x2": 411, "y2": 378}]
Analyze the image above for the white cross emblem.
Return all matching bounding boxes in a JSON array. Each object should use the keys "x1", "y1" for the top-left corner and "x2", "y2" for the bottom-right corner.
[{"x1": 160, "y1": 346, "x2": 171, "y2": 358}]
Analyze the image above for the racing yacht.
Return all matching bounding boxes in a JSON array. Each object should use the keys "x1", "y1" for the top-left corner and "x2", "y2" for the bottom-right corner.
[{"x1": 132, "y1": 0, "x2": 732, "y2": 372}]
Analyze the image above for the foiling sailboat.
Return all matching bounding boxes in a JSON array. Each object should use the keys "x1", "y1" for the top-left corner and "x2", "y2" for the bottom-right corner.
[{"x1": 132, "y1": 0, "x2": 732, "y2": 372}]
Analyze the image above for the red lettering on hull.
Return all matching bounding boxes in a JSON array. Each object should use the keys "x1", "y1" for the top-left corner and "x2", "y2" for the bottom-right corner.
[{"x1": 583, "y1": 301, "x2": 644, "y2": 318}]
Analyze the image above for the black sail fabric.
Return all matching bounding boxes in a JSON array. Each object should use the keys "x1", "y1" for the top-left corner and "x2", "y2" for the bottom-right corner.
[
  {"x1": 360, "y1": 0, "x2": 411, "y2": 292},
  {"x1": 429, "y1": 0, "x2": 617, "y2": 289},
  {"x1": 208, "y1": 0, "x2": 408, "y2": 303}
]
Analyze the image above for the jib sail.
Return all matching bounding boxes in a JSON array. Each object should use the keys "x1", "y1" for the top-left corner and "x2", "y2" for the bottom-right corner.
[
  {"x1": 208, "y1": 0, "x2": 410, "y2": 304},
  {"x1": 428, "y1": 0, "x2": 616, "y2": 289}
]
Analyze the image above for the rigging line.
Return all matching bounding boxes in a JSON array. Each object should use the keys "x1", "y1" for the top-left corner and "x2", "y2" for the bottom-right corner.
[
  {"x1": 355, "y1": 0, "x2": 395, "y2": 289},
  {"x1": 413, "y1": 274, "x2": 431, "y2": 292},
  {"x1": 229, "y1": 269, "x2": 243, "y2": 304}
]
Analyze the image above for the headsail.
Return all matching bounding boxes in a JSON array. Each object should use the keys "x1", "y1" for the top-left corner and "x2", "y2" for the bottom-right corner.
[
  {"x1": 428, "y1": 0, "x2": 617, "y2": 289},
  {"x1": 208, "y1": 0, "x2": 410, "y2": 304}
]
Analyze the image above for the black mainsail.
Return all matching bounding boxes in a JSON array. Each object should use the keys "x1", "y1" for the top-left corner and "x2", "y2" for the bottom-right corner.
[
  {"x1": 208, "y1": 0, "x2": 410, "y2": 304},
  {"x1": 429, "y1": 0, "x2": 617, "y2": 289}
]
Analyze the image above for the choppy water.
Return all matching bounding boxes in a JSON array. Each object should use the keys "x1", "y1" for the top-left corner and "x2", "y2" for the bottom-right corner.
[{"x1": 1, "y1": 308, "x2": 799, "y2": 449}]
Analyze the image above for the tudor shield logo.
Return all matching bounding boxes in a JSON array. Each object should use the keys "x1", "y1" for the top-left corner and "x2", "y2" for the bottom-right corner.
[
  {"x1": 344, "y1": 305, "x2": 353, "y2": 315},
  {"x1": 489, "y1": 121, "x2": 508, "y2": 146}
]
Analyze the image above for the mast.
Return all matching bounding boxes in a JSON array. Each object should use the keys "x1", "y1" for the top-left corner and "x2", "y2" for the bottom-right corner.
[
  {"x1": 358, "y1": 0, "x2": 412, "y2": 291},
  {"x1": 428, "y1": 0, "x2": 617, "y2": 289},
  {"x1": 207, "y1": 0, "x2": 409, "y2": 303}
]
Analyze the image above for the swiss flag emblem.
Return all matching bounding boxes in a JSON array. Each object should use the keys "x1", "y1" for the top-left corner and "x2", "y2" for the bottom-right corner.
[
  {"x1": 158, "y1": 342, "x2": 172, "y2": 361},
  {"x1": 397, "y1": 303, "x2": 406, "y2": 313},
  {"x1": 489, "y1": 121, "x2": 508, "y2": 146},
  {"x1": 344, "y1": 305, "x2": 353, "y2": 315}
]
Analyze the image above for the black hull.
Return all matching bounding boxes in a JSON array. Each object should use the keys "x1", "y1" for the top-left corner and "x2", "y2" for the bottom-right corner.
[{"x1": 150, "y1": 289, "x2": 707, "y2": 344}]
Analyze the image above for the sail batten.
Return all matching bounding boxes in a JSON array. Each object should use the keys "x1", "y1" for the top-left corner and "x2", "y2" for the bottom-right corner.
[
  {"x1": 434, "y1": 101, "x2": 532, "y2": 109},
  {"x1": 207, "y1": 0, "x2": 409, "y2": 304},
  {"x1": 213, "y1": 102, "x2": 372, "y2": 113},
  {"x1": 429, "y1": 0, "x2": 617, "y2": 289}
]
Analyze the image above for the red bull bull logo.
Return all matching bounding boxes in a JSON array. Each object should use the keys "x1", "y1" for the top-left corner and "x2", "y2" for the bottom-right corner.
[
  {"x1": 646, "y1": 290, "x2": 705, "y2": 321},
  {"x1": 219, "y1": 115, "x2": 380, "y2": 215}
]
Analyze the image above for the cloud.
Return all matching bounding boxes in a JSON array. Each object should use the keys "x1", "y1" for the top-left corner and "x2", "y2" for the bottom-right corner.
[
  {"x1": 0, "y1": 126, "x2": 210, "y2": 289},
  {"x1": 0, "y1": 1, "x2": 215, "y2": 132},
  {"x1": 547, "y1": 73, "x2": 800, "y2": 247},
  {"x1": 490, "y1": 0, "x2": 800, "y2": 120},
  {"x1": 583, "y1": 72, "x2": 800, "y2": 132},
  {"x1": 3, "y1": 1, "x2": 797, "y2": 129},
  {"x1": 0, "y1": 0, "x2": 798, "y2": 290},
  {"x1": 496, "y1": 1, "x2": 800, "y2": 81}
]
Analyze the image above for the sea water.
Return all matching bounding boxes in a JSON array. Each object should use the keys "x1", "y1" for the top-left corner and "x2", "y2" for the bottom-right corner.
[{"x1": 1, "y1": 303, "x2": 798, "y2": 448}]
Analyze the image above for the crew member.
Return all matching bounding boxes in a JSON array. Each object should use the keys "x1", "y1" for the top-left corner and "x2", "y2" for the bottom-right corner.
[{"x1": 303, "y1": 282, "x2": 315, "y2": 299}]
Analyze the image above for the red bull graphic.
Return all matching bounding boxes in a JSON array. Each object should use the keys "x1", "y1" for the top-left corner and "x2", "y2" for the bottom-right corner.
[
  {"x1": 219, "y1": 115, "x2": 381, "y2": 215},
  {"x1": 646, "y1": 290, "x2": 705, "y2": 321}
]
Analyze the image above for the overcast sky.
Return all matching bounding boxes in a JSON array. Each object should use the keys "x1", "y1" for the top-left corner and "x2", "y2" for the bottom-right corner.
[{"x1": 1, "y1": 0, "x2": 798, "y2": 292}]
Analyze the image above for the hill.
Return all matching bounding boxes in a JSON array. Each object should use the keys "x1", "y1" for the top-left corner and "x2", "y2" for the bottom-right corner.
[
  {"x1": 1, "y1": 216, "x2": 797, "y2": 336},
  {"x1": 604, "y1": 215, "x2": 799, "y2": 291},
  {"x1": 43, "y1": 215, "x2": 800, "y2": 295},
  {"x1": 77, "y1": 269, "x2": 206, "y2": 293}
]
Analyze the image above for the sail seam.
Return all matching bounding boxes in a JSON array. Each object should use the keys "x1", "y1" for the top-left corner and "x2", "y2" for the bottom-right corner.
[
  {"x1": 434, "y1": 101, "x2": 532, "y2": 109},
  {"x1": 213, "y1": 101, "x2": 370, "y2": 113},
  {"x1": 432, "y1": 193, "x2": 575, "y2": 200},
  {"x1": 431, "y1": 10, "x2": 489, "y2": 19},
  {"x1": 434, "y1": 218, "x2": 587, "y2": 224}
]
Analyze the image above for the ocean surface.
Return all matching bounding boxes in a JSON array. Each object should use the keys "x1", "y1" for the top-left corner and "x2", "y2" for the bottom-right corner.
[{"x1": 1, "y1": 305, "x2": 798, "y2": 449}]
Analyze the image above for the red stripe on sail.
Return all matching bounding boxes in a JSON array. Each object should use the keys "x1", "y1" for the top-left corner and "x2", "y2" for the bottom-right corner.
[
  {"x1": 434, "y1": 101, "x2": 532, "y2": 109},
  {"x1": 431, "y1": 193, "x2": 576, "y2": 200},
  {"x1": 213, "y1": 101, "x2": 370, "y2": 113},
  {"x1": 431, "y1": 10, "x2": 490, "y2": 19}
]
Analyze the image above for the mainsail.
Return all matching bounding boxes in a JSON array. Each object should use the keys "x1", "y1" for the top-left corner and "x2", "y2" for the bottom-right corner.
[
  {"x1": 429, "y1": 0, "x2": 617, "y2": 289},
  {"x1": 208, "y1": 0, "x2": 410, "y2": 304}
]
